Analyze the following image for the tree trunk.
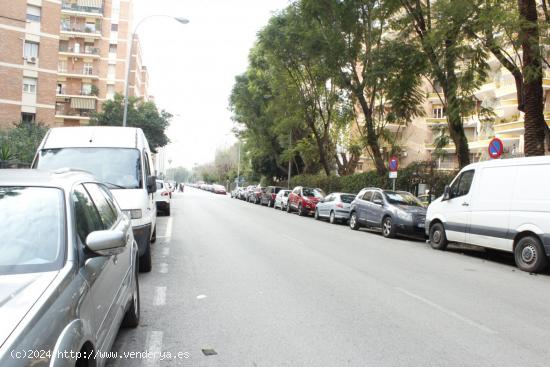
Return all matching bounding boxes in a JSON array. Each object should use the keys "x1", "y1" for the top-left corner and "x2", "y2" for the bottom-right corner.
[
  {"x1": 518, "y1": 0, "x2": 546, "y2": 156},
  {"x1": 443, "y1": 40, "x2": 470, "y2": 168},
  {"x1": 356, "y1": 93, "x2": 387, "y2": 175}
]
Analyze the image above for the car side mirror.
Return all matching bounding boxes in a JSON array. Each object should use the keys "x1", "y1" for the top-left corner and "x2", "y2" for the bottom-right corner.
[
  {"x1": 442, "y1": 185, "x2": 451, "y2": 201},
  {"x1": 146, "y1": 176, "x2": 157, "y2": 194},
  {"x1": 86, "y1": 230, "x2": 126, "y2": 256}
]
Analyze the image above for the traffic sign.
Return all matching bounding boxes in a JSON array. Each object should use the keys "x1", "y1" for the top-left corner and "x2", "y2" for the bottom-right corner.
[
  {"x1": 389, "y1": 156, "x2": 399, "y2": 172},
  {"x1": 389, "y1": 171, "x2": 398, "y2": 179},
  {"x1": 488, "y1": 137, "x2": 504, "y2": 159}
]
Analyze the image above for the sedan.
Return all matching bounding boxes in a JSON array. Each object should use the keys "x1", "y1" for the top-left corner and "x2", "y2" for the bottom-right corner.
[
  {"x1": 0, "y1": 169, "x2": 139, "y2": 367},
  {"x1": 349, "y1": 188, "x2": 427, "y2": 238},
  {"x1": 314, "y1": 192, "x2": 355, "y2": 224},
  {"x1": 212, "y1": 184, "x2": 227, "y2": 195}
]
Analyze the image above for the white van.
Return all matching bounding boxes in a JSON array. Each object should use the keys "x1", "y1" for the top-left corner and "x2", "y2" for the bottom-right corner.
[
  {"x1": 426, "y1": 156, "x2": 550, "y2": 273},
  {"x1": 33, "y1": 126, "x2": 157, "y2": 272}
]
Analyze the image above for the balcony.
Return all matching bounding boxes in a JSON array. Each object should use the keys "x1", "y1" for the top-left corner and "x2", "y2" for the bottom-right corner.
[
  {"x1": 427, "y1": 92, "x2": 444, "y2": 103},
  {"x1": 60, "y1": 23, "x2": 102, "y2": 38},
  {"x1": 58, "y1": 68, "x2": 99, "y2": 79},
  {"x1": 55, "y1": 105, "x2": 94, "y2": 122},
  {"x1": 59, "y1": 45, "x2": 100, "y2": 58},
  {"x1": 61, "y1": 1, "x2": 103, "y2": 17},
  {"x1": 426, "y1": 117, "x2": 447, "y2": 126},
  {"x1": 56, "y1": 87, "x2": 99, "y2": 98}
]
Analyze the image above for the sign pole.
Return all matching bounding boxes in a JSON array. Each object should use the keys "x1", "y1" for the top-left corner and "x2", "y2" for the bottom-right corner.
[{"x1": 392, "y1": 178, "x2": 396, "y2": 191}]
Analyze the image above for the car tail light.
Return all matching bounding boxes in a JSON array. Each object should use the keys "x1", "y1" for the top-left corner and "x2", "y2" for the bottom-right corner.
[
  {"x1": 336, "y1": 202, "x2": 344, "y2": 208},
  {"x1": 161, "y1": 191, "x2": 170, "y2": 197}
]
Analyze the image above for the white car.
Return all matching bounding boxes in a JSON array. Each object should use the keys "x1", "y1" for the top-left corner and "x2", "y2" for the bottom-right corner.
[
  {"x1": 426, "y1": 156, "x2": 550, "y2": 273},
  {"x1": 274, "y1": 189, "x2": 291, "y2": 210},
  {"x1": 155, "y1": 180, "x2": 171, "y2": 216}
]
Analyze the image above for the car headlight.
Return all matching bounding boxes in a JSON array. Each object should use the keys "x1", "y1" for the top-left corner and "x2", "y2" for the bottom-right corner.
[
  {"x1": 396, "y1": 210, "x2": 413, "y2": 221},
  {"x1": 124, "y1": 209, "x2": 143, "y2": 219}
]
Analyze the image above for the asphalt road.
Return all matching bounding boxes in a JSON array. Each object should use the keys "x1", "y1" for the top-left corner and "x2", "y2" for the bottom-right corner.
[{"x1": 108, "y1": 187, "x2": 550, "y2": 367}]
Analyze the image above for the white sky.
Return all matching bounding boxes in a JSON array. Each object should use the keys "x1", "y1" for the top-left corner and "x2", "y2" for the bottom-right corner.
[{"x1": 133, "y1": 0, "x2": 291, "y2": 169}]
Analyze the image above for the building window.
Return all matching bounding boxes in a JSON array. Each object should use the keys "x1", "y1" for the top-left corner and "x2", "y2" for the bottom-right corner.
[
  {"x1": 107, "y1": 64, "x2": 116, "y2": 79},
  {"x1": 109, "y1": 44, "x2": 117, "y2": 53},
  {"x1": 106, "y1": 84, "x2": 115, "y2": 99},
  {"x1": 26, "y1": 5, "x2": 41, "y2": 22},
  {"x1": 23, "y1": 77, "x2": 37, "y2": 94},
  {"x1": 83, "y1": 63, "x2": 93, "y2": 75},
  {"x1": 21, "y1": 113, "x2": 36, "y2": 123},
  {"x1": 58, "y1": 60, "x2": 67, "y2": 73},
  {"x1": 24, "y1": 41, "x2": 39, "y2": 61},
  {"x1": 111, "y1": 23, "x2": 118, "y2": 32},
  {"x1": 432, "y1": 106, "x2": 445, "y2": 119},
  {"x1": 82, "y1": 83, "x2": 92, "y2": 95}
]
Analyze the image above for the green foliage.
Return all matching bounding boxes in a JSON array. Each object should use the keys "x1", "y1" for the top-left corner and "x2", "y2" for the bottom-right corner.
[
  {"x1": 91, "y1": 93, "x2": 171, "y2": 153},
  {"x1": 0, "y1": 121, "x2": 48, "y2": 165}
]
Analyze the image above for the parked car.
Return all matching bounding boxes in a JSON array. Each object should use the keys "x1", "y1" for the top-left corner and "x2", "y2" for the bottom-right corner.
[
  {"x1": 315, "y1": 192, "x2": 356, "y2": 224},
  {"x1": 0, "y1": 169, "x2": 140, "y2": 367},
  {"x1": 248, "y1": 185, "x2": 264, "y2": 204},
  {"x1": 155, "y1": 179, "x2": 171, "y2": 216},
  {"x1": 242, "y1": 185, "x2": 256, "y2": 200},
  {"x1": 426, "y1": 156, "x2": 550, "y2": 273},
  {"x1": 349, "y1": 188, "x2": 427, "y2": 238},
  {"x1": 213, "y1": 184, "x2": 227, "y2": 195},
  {"x1": 231, "y1": 187, "x2": 241, "y2": 198},
  {"x1": 33, "y1": 126, "x2": 157, "y2": 272},
  {"x1": 274, "y1": 189, "x2": 291, "y2": 210},
  {"x1": 260, "y1": 186, "x2": 285, "y2": 207},
  {"x1": 287, "y1": 186, "x2": 326, "y2": 216}
]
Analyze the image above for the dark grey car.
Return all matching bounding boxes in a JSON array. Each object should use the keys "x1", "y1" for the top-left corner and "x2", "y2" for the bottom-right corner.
[
  {"x1": 349, "y1": 188, "x2": 427, "y2": 238},
  {"x1": 0, "y1": 170, "x2": 139, "y2": 367}
]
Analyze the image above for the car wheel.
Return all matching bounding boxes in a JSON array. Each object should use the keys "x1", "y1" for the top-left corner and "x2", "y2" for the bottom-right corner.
[
  {"x1": 287, "y1": 202, "x2": 292, "y2": 213},
  {"x1": 514, "y1": 236, "x2": 548, "y2": 273},
  {"x1": 329, "y1": 211, "x2": 337, "y2": 224},
  {"x1": 122, "y1": 257, "x2": 140, "y2": 328},
  {"x1": 151, "y1": 225, "x2": 157, "y2": 243},
  {"x1": 297, "y1": 203, "x2": 304, "y2": 216},
  {"x1": 349, "y1": 212, "x2": 359, "y2": 230},
  {"x1": 139, "y1": 241, "x2": 152, "y2": 272},
  {"x1": 314, "y1": 209, "x2": 320, "y2": 220},
  {"x1": 165, "y1": 205, "x2": 171, "y2": 216},
  {"x1": 429, "y1": 222, "x2": 448, "y2": 250},
  {"x1": 268, "y1": 200, "x2": 272, "y2": 207},
  {"x1": 382, "y1": 216, "x2": 396, "y2": 238}
]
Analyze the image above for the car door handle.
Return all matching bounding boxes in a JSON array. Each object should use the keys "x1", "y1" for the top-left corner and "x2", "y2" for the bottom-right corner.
[{"x1": 462, "y1": 202, "x2": 469, "y2": 206}]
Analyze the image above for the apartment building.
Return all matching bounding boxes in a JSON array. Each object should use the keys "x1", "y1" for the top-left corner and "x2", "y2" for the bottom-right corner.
[
  {"x1": 0, "y1": 0, "x2": 151, "y2": 129},
  {"x1": 0, "y1": 0, "x2": 61, "y2": 128}
]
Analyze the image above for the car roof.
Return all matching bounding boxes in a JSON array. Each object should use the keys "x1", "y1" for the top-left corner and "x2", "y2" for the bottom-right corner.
[
  {"x1": 0, "y1": 169, "x2": 98, "y2": 191},
  {"x1": 460, "y1": 155, "x2": 550, "y2": 171},
  {"x1": 41, "y1": 126, "x2": 146, "y2": 149}
]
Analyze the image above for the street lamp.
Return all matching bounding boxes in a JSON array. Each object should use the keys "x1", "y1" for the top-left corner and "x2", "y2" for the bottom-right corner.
[{"x1": 122, "y1": 15, "x2": 189, "y2": 127}]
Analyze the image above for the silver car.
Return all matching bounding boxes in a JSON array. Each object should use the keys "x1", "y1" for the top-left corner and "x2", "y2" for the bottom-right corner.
[
  {"x1": 0, "y1": 169, "x2": 140, "y2": 367},
  {"x1": 274, "y1": 189, "x2": 291, "y2": 210},
  {"x1": 314, "y1": 192, "x2": 356, "y2": 224}
]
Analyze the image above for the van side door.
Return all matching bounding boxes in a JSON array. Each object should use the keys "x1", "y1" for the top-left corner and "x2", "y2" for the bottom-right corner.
[{"x1": 442, "y1": 170, "x2": 475, "y2": 243}]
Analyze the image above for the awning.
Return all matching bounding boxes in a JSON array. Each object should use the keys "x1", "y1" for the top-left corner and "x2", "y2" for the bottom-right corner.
[
  {"x1": 70, "y1": 97, "x2": 96, "y2": 110},
  {"x1": 77, "y1": 0, "x2": 103, "y2": 8}
]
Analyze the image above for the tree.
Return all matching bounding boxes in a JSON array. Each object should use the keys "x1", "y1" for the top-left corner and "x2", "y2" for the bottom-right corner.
[
  {"x1": 0, "y1": 120, "x2": 48, "y2": 165},
  {"x1": 391, "y1": 0, "x2": 489, "y2": 168},
  {"x1": 91, "y1": 93, "x2": 171, "y2": 152},
  {"x1": 166, "y1": 166, "x2": 192, "y2": 182}
]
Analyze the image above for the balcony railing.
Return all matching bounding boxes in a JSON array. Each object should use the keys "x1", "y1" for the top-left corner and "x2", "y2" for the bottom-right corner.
[
  {"x1": 60, "y1": 23, "x2": 102, "y2": 35},
  {"x1": 55, "y1": 106, "x2": 94, "y2": 117},
  {"x1": 57, "y1": 88, "x2": 99, "y2": 97},
  {"x1": 59, "y1": 45, "x2": 100, "y2": 55},
  {"x1": 58, "y1": 68, "x2": 99, "y2": 77},
  {"x1": 61, "y1": 2, "x2": 103, "y2": 15}
]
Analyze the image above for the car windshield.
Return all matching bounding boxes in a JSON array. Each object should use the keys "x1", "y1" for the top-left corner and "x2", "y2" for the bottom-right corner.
[
  {"x1": 0, "y1": 187, "x2": 65, "y2": 274},
  {"x1": 302, "y1": 188, "x2": 324, "y2": 198},
  {"x1": 384, "y1": 191, "x2": 423, "y2": 207},
  {"x1": 340, "y1": 194, "x2": 355, "y2": 204},
  {"x1": 36, "y1": 148, "x2": 142, "y2": 189}
]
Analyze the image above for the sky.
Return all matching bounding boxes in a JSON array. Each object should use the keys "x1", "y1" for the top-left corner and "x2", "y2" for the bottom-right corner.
[{"x1": 133, "y1": 0, "x2": 291, "y2": 169}]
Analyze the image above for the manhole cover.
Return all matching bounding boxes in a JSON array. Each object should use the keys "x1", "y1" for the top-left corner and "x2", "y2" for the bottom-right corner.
[{"x1": 202, "y1": 349, "x2": 217, "y2": 356}]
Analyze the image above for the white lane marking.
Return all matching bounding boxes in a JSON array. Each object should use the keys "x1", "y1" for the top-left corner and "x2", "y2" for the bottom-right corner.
[
  {"x1": 143, "y1": 331, "x2": 163, "y2": 367},
  {"x1": 164, "y1": 217, "x2": 173, "y2": 238},
  {"x1": 196, "y1": 294, "x2": 207, "y2": 300},
  {"x1": 282, "y1": 234, "x2": 303, "y2": 244},
  {"x1": 394, "y1": 287, "x2": 497, "y2": 334},
  {"x1": 153, "y1": 287, "x2": 167, "y2": 306},
  {"x1": 159, "y1": 263, "x2": 169, "y2": 274},
  {"x1": 162, "y1": 247, "x2": 170, "y2": 257}
]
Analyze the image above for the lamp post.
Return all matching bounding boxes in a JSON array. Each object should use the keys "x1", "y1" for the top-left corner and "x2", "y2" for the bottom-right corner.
[{"x1": 122, "y1": 15, "x2": 189, "y2": 127}]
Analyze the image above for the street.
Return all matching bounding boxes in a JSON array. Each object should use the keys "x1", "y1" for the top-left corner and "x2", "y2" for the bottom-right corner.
[{"x1": 109, "y1": 187, "x2": 550, "y2": 367}]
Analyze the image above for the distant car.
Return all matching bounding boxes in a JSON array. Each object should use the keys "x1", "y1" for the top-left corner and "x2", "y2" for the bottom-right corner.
[
  {"x1": 315, "y1": 192, "x2": 356, "y2": 224},
  {"x1": 0, "y1": 169, "x2": 140, "y2": 367},
  {"x1": 260, "y1": 186, "x2": 285, "y2": 207},
  {"x1": 287, "y1": 186, "x2": 326, "y2": 216},
  {"x1": 349, "y1": 188, "x2": 427, "y2": 238},
  {"x1": 155, "y1": 180, "x2": 171, "y2": 216},
  {"x1": 417, "y1": 194, "x2": 435, "y2": 207},
  {"x1": 212, "y1": 184, "x2": 227, "y2": 195},
  {"x1": 248, "y1": 185, "x2": 264, "y2": 204},
  {"x1": 274, "y1": 189, "x2": 291, "y2": 210},
  {"x1": 242, "y1": 185, "x2": 255, "y2": 200}
]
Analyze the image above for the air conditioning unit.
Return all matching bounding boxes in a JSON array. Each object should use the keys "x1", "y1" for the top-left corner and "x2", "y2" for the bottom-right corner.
[{"x1": 26, "y1": 57, "x2": 37, "y2": 64}]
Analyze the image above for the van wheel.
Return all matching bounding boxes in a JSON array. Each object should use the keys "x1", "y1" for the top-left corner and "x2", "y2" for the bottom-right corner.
[
  {"x1": 429, "y1": 223, "x2": 448, "y2": 250},
  {"x1": 122, "y1": 259, "x2": 140, "y2": 328},
  {"x1": 139, "y1": 242, "x2": 152, "y2": 272},
  {"x1": 514, "y1": 236, "x2": 548, "y2": 273},
  {"x1": 349, "y1": 212, "x2": 360, "y2": 230},
  {"x1": 382, "y1": 216, "x2": 396, "y2": 238}
]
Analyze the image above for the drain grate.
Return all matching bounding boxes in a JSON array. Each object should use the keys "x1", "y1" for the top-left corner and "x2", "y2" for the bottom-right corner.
[{"x1": 202, "y1": 349, "x2": 218, "y2": 356}]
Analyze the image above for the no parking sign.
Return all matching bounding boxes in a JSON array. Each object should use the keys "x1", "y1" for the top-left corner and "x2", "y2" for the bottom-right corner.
[{"x1": 488, "y1": 138, "x2": 504, "y2": 159}]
